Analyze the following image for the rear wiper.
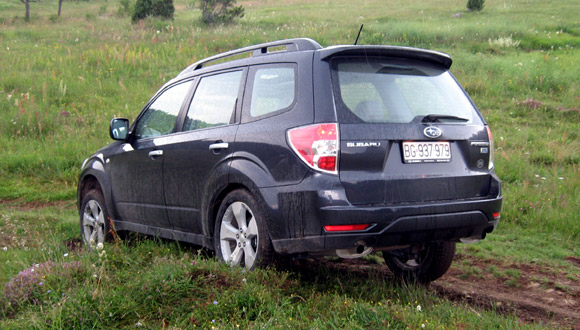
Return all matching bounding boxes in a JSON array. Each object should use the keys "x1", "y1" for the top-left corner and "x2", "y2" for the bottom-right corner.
[{"x1": 421, "y1": 114, "x2": 469, "y2": 123}]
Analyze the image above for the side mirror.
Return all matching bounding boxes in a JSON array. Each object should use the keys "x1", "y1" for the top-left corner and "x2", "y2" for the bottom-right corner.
[{"x1": 109, "y1": 118, "x2": 129, "y2": 141}]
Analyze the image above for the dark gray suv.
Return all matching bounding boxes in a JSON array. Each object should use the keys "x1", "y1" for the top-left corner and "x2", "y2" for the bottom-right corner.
[{"x1": 78, "y1": 38, "x2": 502, "y2": 282}]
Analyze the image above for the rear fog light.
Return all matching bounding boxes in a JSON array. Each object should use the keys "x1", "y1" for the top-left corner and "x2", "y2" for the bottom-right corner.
[{"x1": 324, "y1": 224, "x2": 370, "y2": 232}]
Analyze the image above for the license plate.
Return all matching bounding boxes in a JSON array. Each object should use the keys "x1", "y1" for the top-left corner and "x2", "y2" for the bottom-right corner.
[{"x1": 402, "y1": 141, "x2": 451, "y2": 163}]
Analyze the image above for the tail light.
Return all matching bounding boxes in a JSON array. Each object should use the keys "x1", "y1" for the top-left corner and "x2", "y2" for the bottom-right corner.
[
  {"x1": 486, "y1": 126, "x2": 494, "y2": 170},
  {"x1": 287, "y1": 123, "x2": 339, "y2": 174}
]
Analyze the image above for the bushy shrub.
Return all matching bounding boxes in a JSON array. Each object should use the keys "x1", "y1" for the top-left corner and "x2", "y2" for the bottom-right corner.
[
  {"x1": 151, "y1": 0, "x2": 174, "y2": 19},
  {"x1": 132, "y1": 0, "x2": 173, "y2": 22},
  {"x1": 132, "y1": 0, "x2": 152, "y2": 22},
  {"x1": 200, "y1": 0, "x2": 244, "y2": 25},
  {"x1": 467, "y1": 0, "x2": 485, "y2": 11},
  {"x1": 118, "y1": 0, "x2": 132, "y2": 16}
]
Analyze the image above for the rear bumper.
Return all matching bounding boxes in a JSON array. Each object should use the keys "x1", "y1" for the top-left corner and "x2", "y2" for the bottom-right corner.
[
  {"x1": 271, "y1": 201, "x2": 501, "y2": 254},
  {"x1": 262, "y1": 173, "x2": 502, "y2": 255}
]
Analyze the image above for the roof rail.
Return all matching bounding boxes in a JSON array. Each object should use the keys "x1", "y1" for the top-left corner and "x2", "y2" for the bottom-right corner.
[{"x1": 179, "y1": 38, "x2": 322, "y2": 75}]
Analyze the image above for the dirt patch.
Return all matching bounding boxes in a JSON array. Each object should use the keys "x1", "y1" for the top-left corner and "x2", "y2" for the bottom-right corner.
[
  {"x1": 432, "y1": 254, "x2": 580, "y2": 328},
  {"x1": 518, "y1": 98, "x2": 544, "y2": 110},
  {"x1": 0, "y1": 234, "x2": 11, "y2": 248},
  {"x1": 283, "y1": 254, "x2": 580, "y2": 329},
  {"x1": 558, "y1": 106, "x2": 580, "y2": 112},
  {"x1": 0, "y1": 199, "x2": 74, "y2": 212},
  {"x1": 64, "y1": 238, "x2": 83, "y2": 253},
  {"x1": 566, "y1": 256, "x2": 580, "y2": 267},
  {"x1": 426, "y1": 254, "x2": 579, "y2": 328}
]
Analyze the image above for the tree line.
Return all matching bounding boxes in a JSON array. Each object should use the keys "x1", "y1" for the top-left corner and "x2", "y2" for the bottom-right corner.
[{"x1": 19, "y1": 0, "x2": 245, "y2": 24}]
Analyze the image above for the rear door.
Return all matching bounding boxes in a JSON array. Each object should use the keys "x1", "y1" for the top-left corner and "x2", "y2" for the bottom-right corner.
[{"x1": 330, "y1": 57, "x2": 493, "y2": 205}]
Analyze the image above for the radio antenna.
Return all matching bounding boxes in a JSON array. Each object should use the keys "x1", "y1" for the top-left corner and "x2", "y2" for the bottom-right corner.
[{"x1": 354, "y1": 24, "x2": 364, "y2": 45}]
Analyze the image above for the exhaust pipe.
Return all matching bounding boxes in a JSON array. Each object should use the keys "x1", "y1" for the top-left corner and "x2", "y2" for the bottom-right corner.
[
  {"x1": 335, "y1": 241, "x2": 373, "y2": 259},
  {"x1": 460, "y1": 226, "x2": 494, "y2": 244}
]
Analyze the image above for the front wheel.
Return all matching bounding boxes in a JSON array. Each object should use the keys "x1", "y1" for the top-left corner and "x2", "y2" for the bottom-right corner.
[
  {"x1": 214, "y1": 189, "x2": 273, "y2": 270},
  {"x1": 383, "y1": 242, "x2": 456, "y2": 283},
  {"x1": 80, "y1": 189, "x2": 112, "y2": 249}
]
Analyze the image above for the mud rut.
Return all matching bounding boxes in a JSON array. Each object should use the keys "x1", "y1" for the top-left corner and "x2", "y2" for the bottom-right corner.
[{"x1": 284, "y1": 255, "x2": 580, "y2": 329}]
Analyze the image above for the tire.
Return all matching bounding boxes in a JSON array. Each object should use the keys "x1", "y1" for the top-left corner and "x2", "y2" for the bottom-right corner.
[
  {"x1": 383, "y1": 242, "x2": 456, "y2": 283},
  {"x1": 80, "y1": 189, "x2": 112, "y2": 249},
  {"x1": 214, "y1": 189, "x2": 273, "y2": 270}
]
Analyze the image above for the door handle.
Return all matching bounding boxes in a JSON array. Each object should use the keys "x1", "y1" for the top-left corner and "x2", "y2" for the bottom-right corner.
[
  {"x1": 209, "y1": 142, "x2": 229, "y2": 151},
  {"x1": 148, "y1": 150, "x2": 164, "y2": 158}
]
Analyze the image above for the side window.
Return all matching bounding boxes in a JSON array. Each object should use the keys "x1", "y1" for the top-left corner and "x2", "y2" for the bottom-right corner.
[
  {"x1": 250, "y1": 65, "x2": 296, "y2": 117},
  {"x1": 135, "y1": 81, "x2": 193, "y2": 139},
  {"x1": 184, "y1": 70, "x2": 243, "y2": 131}
]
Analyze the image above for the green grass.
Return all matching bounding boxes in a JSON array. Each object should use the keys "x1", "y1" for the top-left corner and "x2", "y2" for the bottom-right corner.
[
  {"x1": 1, "y1": 0, "x2": 579, "y2": 327},
  {"x1": 0, "y1": 203, "x2": 540, "y2": 329}
]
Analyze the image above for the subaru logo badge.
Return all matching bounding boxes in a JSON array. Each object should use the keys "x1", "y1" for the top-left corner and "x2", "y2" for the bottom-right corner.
[{"x1": 423, "y1": 126, "x2": 442, "y2": 139}]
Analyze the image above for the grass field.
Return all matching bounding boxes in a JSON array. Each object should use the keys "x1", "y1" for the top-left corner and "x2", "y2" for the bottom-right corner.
[{"x1": 1, "y1": 0, "x2": 579, "y2": 328}]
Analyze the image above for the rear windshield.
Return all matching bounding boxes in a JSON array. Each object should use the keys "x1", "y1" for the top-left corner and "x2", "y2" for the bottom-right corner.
[{"x1": 331, "y1": 57, "x2": 478, "y2": 124}]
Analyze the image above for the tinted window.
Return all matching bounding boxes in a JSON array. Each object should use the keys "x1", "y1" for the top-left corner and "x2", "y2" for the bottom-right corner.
[
  {"x1": 135, "y1": 81, "x2": 193, "y2": 139},
  {"x1": 250, "y1": 66, "x2": 295, "y2": 117},
  {"x1": 184, "y1": 70, "x2": 243, "y2": 131},
  {"x1": 332, "y1": 57, "x2": 475, "y2": 124}
]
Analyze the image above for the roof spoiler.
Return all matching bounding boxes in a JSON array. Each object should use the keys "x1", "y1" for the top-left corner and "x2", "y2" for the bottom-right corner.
[{"x1": 318, "y1": 45, "x2": 453, "y2": 69}]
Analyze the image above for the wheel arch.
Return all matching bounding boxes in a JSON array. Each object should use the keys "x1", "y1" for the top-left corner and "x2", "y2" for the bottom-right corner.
[
  {"x1": 206, "y1": 183, "x2": 248, "y2": 238},
  {"x1": 204, "y1": 158, "x2": 278, "y2": 242},
  {"x1": 78, "y1": 175, "x2": 102, "y2": 203},
  {"x1": 77, "y1": 158, "x2": 111, "y2": 215}
]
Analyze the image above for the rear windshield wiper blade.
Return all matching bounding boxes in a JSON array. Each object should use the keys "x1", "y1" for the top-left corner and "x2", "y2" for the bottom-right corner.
[{"x1": 421, "y1": 114, "x2": 469, "y2": 123}]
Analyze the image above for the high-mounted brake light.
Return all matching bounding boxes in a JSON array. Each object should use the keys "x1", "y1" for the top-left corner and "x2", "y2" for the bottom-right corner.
[
  {"x1": 324, "y1": 224, "x2": 370, "y2": 232},
  {"x1": 486, "y1": 126, "x2": 495, "y2": 170},
  {"x1": 287, "y1": 123, "x2": 339, "y2": 174}
]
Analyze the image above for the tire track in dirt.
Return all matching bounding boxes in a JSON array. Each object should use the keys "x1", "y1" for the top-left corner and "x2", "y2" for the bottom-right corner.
[
  {"x1": 431, "y1": 254, "x2": 580, "y2": 329},
  {"x1": 289, "y1": 255, "x2": 580, "y2": 329}
]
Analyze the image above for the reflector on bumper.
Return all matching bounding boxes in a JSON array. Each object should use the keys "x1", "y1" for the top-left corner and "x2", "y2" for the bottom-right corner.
[{"x1": 324, "y1": 224, "x2": 370, "y2": 232}]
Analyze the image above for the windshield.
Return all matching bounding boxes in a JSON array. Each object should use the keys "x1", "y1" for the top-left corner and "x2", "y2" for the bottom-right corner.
[{"x1": 331, "y1": 57, "x2": 478, "y2": 124}]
